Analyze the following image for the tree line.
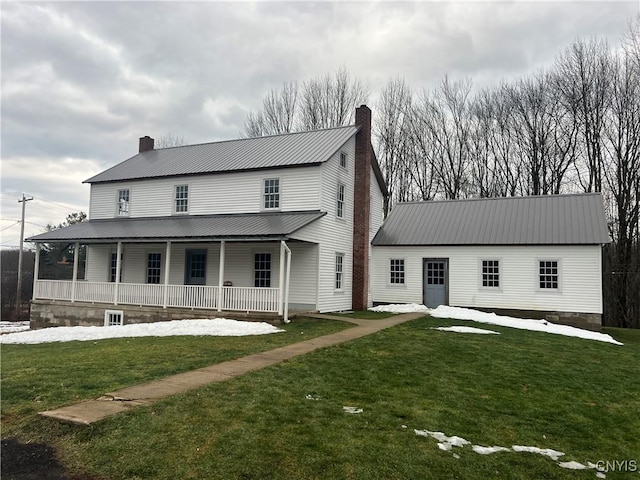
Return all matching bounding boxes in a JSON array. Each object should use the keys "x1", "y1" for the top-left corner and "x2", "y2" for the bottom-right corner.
[{"x1": 243, "y1": 21, "x2": 639, "y2": 328}]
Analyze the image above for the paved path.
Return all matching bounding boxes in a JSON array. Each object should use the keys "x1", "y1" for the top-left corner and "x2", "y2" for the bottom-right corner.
[{"x1": 39, "y1": 312, "x2": 423, "y2": 425}]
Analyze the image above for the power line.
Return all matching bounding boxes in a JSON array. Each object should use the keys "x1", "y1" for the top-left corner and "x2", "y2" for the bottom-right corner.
[{"x1": 1, "y1": 221, "x2": 20, "y2": 232}]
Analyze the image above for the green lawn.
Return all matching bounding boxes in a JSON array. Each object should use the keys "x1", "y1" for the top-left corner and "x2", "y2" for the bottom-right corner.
[{"x1": 2, "y1": 317, "x2": 638, "y2": 480}]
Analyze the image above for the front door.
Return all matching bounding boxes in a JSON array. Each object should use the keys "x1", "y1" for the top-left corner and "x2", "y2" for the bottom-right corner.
[
  {"x1": 185, "y1": 249, "x2": 207, "y2": 285},
  {"x1": 423, "y1": 258, "x2": 448, "y2": 308}
]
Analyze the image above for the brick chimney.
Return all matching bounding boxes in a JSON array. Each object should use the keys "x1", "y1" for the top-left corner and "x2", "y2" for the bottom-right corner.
[
  {"x1": 139, "y1": 136, "x2": 154, "y2": 153},
  {"x1": 352, "y1": 105, "x2": 371, "y2": 311}
]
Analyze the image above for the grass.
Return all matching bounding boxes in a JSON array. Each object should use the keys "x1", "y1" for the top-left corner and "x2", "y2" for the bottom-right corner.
[{"x1": 2, "y1": 316, "x2": 639, "y2": 479}]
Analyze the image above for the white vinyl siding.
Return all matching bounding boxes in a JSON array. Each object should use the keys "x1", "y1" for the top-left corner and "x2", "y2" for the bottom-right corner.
[
  {"x1": 369, "y1": 166, "x2": 385, "y2": 244},
  {"x1": 89, "y1": 166, "x2": 321, "y2": 219},
  {"x1": 371, "y1": 245, "x2": 603, "y2": 314}
]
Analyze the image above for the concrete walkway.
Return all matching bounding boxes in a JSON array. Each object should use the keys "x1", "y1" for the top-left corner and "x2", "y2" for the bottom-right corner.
[{"x1": 39, "y1": 312, "x2": 423, "y2": 425}]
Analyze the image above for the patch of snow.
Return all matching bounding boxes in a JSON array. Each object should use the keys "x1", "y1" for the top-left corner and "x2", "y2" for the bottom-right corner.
[
  {"x1": 414, "y1": 430, "x2": 470, "y2": 451},
  {"x1": 512, "y1": 445, "x2": 565, "y2": 461},
  {"x1": 0, "y1": 321, "x2": 30, "y2": 334},
  {"x1": 558, "y1": 461, "x2": 588, "y2": 470},
  {"x1": 343, "y1": 406, "x2": 363, "y2": 414},
  {"x1": 472, "y1": 445, "x2": 511, "y2": 455},
  {"x1": 370, "y1": 303, "x2": 430, "y2": 314},
  {"x1": 596, "y1": 472, "x2": 607, "y2": 479},
  {"x1": 433, "y1": 326, "x2": 500, "y2": 335},
  {"x1": 0, "y1": 319, "x2": 285, "y2": 345},
  {"x1": 305, "y1": 394, "x2": 320, "y2": 401}
]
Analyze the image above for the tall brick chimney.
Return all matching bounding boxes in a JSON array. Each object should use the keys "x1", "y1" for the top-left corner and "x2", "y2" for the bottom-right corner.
[
  {"x1": 352, "y1": 105, "x2": 372, "y2": 311},
  {"x1": 139, "y1": 136, "x2": 155, "y2": 153}
]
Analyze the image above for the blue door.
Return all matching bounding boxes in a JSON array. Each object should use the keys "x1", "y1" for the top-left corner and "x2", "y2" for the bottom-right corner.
[{"x1": 423, "y1": 259, "x2": 448, "y2": 308}]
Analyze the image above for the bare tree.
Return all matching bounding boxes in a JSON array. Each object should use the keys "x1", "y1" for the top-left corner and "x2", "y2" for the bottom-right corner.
[{"x1": 156, "y1": 133, "x2": 186, "y2": 148}]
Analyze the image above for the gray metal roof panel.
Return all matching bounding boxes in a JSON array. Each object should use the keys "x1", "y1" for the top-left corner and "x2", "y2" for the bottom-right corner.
[
  {"x1": 85, "y1": 126, "x2": 360, "y2": 183},
  {"x1": 28, "y1": 211, "x2": 326, "y2": 243},
  {"x1": 372, "y1": 193, "x2": 611, "y2": 246}
]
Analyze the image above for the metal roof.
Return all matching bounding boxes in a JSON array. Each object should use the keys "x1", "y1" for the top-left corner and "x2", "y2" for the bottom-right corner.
[
  {"x1": 372, "y1": 193, "x2": 611, "y2": 246},
  {"x1": 28, "y1": 211, "x2": 326, "y2": 243},
  {"x1": 85, "y1": 126, "x2": 360, "y2": 184}
]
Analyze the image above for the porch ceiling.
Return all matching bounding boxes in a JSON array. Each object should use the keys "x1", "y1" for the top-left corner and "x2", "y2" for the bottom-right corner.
[{"x1": 27, "y1": 210, "x2": 326, "y2": 243}]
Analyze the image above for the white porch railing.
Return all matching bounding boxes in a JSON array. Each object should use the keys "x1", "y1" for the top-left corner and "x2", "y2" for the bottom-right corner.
[{"x1": 33, "y1": 280, "x2": 280, "y2": 313}]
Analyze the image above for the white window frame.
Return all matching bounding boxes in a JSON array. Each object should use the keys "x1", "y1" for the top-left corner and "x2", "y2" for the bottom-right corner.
[
  {"x1": 104, "y1": 310, "x2": 124, "y2": 327},
  {"x1": 146, "y1": 252, "x2": 162, "y2": 284},
  {"x1": 262, "y1": 178, "x2": 280, "y2": 210},
  {"x1": 336, "y1": 183, "x2": 345, "y2": 219},
  {"x1": 340, "y1": 151, "x2": 347, "y2": 168},
  {"x1": 537, "y1": 259, "x2": 561, "y2": 292},
  {"x1": 479, "y1": 259, "x2": 501, "y2": 290},
  {"x1": 389, "y1": 258, "x2": 406, "y2": 286},
  {"x1": 254, "y1": 251, "x2": 272, "y2": 288},
  {"x1": 174, "y1": 184, "x2": 189, "y2": 214},
  {"x1": 117, "y1": 188, "x2": 130, "y2": 217},
  {"x1": 335, "y1": 253, "x2": 344, "y2": 291}
]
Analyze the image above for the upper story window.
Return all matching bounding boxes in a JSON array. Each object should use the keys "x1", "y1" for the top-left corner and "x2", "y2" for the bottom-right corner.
[
  {"x1": 340, "y1": 151, "x2": 347, "y2": 168},
  {"x1": 390, "y1": 259, "x2": 405, "y2": 284},
  {"x1": 337, "y1": 183, "x2": 345, "y2": 218},
  {"x1": 539, "y1": 260, "x2": 559, "y2": 289},
  {"x1": 481, "y1": 260, "x2": 500, "y2": 288},
  {"x1": 175, "y1": 185, "x2": 189, "y2": 213},
  {"x1": 263, "y1": 178, "x2": 280, "y2": 210},
  {"x1": 117, "y1": 189, "x2": 130, "y2": 216}
]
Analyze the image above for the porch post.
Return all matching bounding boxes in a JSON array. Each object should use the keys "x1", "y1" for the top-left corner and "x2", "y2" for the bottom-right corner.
[
  {"x1": 283, "y1": 241, "x2": 291, "y2": 323},
  {"x1": 71, "y1": 242, "x2": 79, "y2": 302},
  {"x1": 217, "y1": 240, "x2": 225, "y2": 312},
  {"x1": 33, "y1": 244, "x2": 40, "y2": 299},
  {"x1": 114, "y1": 241, "x2": 122, "y2": 305},
  {"x1": 278, "y1": 241, "x2": 285, "y2": 315},
  {"x1": 163, "y1": 241, "x2": 172, "y2": 308}
]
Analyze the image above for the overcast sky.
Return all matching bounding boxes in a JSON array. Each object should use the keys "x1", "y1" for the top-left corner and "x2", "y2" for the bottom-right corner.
[{"x1": 1, "y1": 1, "x2": 637, "y2": 248}]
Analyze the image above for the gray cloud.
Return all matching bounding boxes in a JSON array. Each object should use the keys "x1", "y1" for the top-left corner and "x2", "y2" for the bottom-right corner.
[{"x1": 1, "y1": 1, "x2": 637, "y2": 246}]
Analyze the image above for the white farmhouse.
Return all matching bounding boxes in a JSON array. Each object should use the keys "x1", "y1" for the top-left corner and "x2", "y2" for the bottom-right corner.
[{"x1": 29, "y1": 106, "x2": 387, "y2": 326}]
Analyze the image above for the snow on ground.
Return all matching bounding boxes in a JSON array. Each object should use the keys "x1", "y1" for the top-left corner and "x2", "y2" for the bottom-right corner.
[
  {"x1": 512, "y1": 445, "x2": 565, "y2": 461},
  {"x1": 472, "y1": 445, "x2": 510, "y2": 455},
  {"x1": 0, "y1": 319, "x2": 284, "y2": 345},
  {"x1": 433, "y1": 326, "x2": 500, "y2": 335},
  {"x1": 0, "y1": 321, "x2": 30, "y2": 334},
  {"x1": 370, "y1": 304, "x2": 622, "y2": 345}
]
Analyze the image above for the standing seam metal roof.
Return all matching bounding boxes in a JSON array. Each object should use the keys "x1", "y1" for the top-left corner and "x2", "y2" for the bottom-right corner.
[
  {"x1": 371, "y1": 193, "x2": 611, "y2": 246},
  {"x1": 85, "y1": 125, "x2": 361, "y2": 183}
]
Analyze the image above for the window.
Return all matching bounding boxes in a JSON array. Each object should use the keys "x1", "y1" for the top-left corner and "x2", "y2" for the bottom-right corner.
[
  {"x1": 254, "y1": 253, "x2": 271, "y2": 287},
  {"x1": 337, "y1": 183, "x2": 345, "y2": 218},
  {"x1": 482, "y1": 260, "x2": 500, "y2": 288},
  {"x1": 340, "y1": 151, "x2": 347, "y2": 168},
  {"x1": 539, "y1": 260, "x2": 558, "y2": 289},
  {"x1": 390, "y1": 259, "x2": 405, "y2": 284},
  {"x1": 175, "y1": 185, "x2": 188, "y2": 213},
  {"x1": 110, "y1": 253, "x2": 123, "y2": 283},
  {"x1": 147, "y1": 253, "x2": 161, "y2": 284},
  {"x1": 104, "y1": 310, "x2": 124, "y2": 327},
  {"x1": 263, "y1": 178, "x2": 280, "y2": 209},
  {"x1": 117, "y1": 189, "x2": 130, "y2": 216},
  {"x1": 335, "y1": 253, "x2": 344, "y2": 290}
]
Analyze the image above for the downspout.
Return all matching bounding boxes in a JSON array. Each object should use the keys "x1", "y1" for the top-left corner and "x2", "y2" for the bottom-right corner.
[{"x1": 281, "y1": 240, "x2": 291, "y2": 323}]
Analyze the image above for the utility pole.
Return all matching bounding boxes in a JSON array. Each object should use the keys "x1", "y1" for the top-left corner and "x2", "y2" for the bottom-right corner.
[{"x1": 16, "y1": 194, "x2": 33, "y2": 320}]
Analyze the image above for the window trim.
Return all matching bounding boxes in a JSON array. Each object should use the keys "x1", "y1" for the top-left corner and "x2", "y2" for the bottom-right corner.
[
  {"x1": 116, "y1": 188, "x2": 130, "y2": 217},
  {"x1": 389, "y1": 258, "x2": 406, "y2": 286},
  {"x1": 339, "y1": 151, "x2": 347, "y2": 168},
  {"x1": 262, "y1": 177, "x2": 281, "y2": 211},
  {"x1": 336, "y1": 182, "x2": 346, "y2": 219},
  {"x1": 335, "y1": 252, "x2": 344, "y2": 291},
  {"x1": 174, "y1": 184, "x2": 189, "y2": 214},
  {"x1": 146, "y1": 252, "x2": 162, "y2": 285},
  {"x1": 479, "y1": 258, "x2": 501, "y2": 290},
  {"x1": 537, "y1": 258, "x2": 561, "y2": 292}
]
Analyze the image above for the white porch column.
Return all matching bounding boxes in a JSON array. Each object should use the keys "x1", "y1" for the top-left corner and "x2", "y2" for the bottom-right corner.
[
  {"x1": 33, "y1": 244, "x2": 41, "y2": 299},
  {"x1": 282, "y1": 241, "x2": 292, "y2": 323},
  {"x1": 71, "y1": 242, "x2": 80, "y2": 302},
  {"x1": 163, "y1": 241, "x2": 172, "y2": 308},
  {"x1": 114, "y1": 241, "x2": 122, "y2": 305},
  {"x1": 217, "y1": 240, "x2": 225, "y2": 312},
  {"x1": 278, "y1": 241, "x2": 285, "y2": 315}
]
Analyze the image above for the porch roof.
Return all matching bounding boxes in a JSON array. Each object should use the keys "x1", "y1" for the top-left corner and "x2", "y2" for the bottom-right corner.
[{"x1": 27, "y1": 210, "x2": 326, "y2": 243}]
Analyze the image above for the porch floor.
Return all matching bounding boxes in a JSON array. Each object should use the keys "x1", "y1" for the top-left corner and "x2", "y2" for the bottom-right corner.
[{"x1": 39, "y1": 311, "x2": 424, "y2": 425}]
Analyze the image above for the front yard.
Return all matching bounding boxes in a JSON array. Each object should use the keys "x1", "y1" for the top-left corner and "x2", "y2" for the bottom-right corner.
[{"x1": 2, "y1": 315, "x2": 638, "y2": 479}]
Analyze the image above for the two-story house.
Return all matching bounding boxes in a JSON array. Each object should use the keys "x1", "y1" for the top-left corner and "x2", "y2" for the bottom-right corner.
[{"x1": 29, "y1": 105, "x2": 388, "y2": 327}]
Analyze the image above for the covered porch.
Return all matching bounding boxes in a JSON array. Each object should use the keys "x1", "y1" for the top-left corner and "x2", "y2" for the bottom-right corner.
[{"x1": 28, "y1": 211, "x2": 325, "y2": 324}]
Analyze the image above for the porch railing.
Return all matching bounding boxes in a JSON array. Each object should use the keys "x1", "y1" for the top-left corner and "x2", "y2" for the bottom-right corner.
[{"x1": 33, "y1": 280, "x2": 280, "y2": 313}]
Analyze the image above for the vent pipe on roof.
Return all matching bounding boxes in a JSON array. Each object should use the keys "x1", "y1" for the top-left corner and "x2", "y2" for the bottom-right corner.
[{"x1": 139, "y1": 136, "x2": 155, "y2": 153}]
